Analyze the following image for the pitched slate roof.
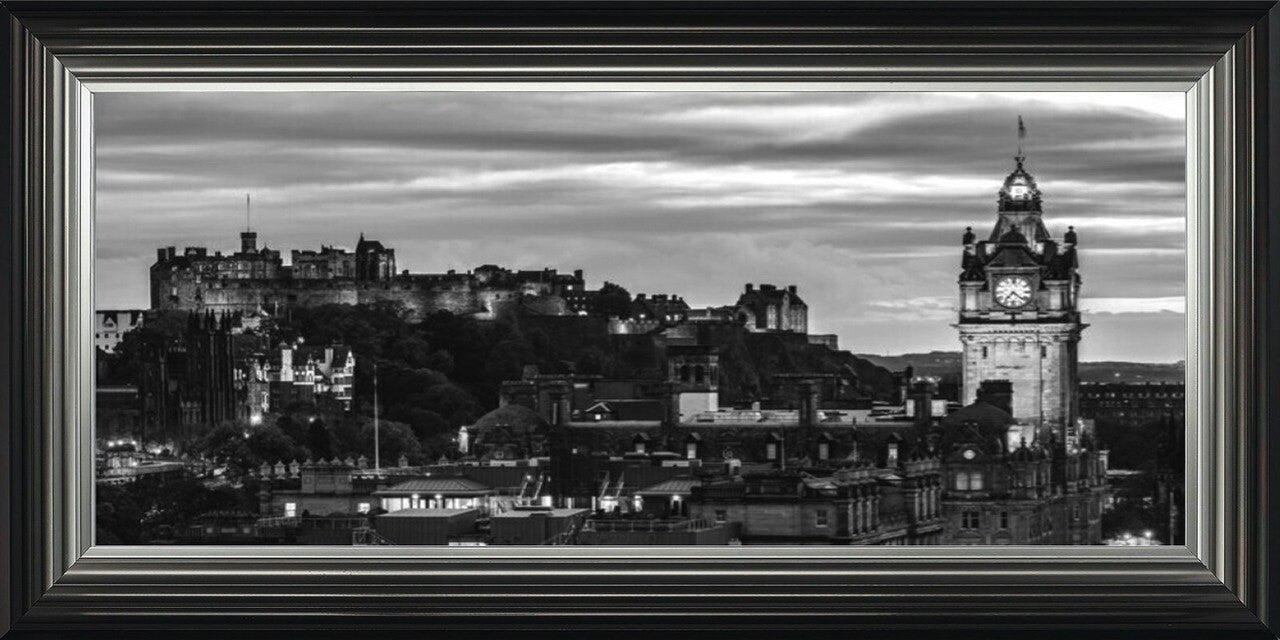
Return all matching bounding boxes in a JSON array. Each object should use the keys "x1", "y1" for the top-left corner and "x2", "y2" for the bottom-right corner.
[{"x1": 636, "y1": 477, "x2": 701, "y2": 496}]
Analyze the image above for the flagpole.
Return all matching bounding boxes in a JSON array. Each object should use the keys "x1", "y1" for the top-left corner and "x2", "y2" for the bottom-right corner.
[
  {"x1": 1016, "y1": 115, "x2": 1027, "y2": 162},
  {"x1": 373, "y1": 362, "x2": 380, "y2": 471}
]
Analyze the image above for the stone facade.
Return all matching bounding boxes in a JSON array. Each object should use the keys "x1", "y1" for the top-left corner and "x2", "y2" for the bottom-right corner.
[
  {"x1": 151, "y1": 232, "x2": 585, "y2": 321},
  {"x1": 95, "y1": 309, "x2": 145, "y2": 353},
  {"x1": 957, "y1": 152, "x2": 1084, "y2": 445}
]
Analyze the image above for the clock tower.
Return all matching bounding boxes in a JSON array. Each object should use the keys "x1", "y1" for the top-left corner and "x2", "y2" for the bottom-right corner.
[{"x1": 956, "y1": 128, "x2": 1085, "y2": 448}]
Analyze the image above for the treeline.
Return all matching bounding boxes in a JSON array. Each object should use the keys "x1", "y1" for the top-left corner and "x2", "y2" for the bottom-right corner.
[{"x1": 104, "y1": 301, "x2": 898, "y2": 470}]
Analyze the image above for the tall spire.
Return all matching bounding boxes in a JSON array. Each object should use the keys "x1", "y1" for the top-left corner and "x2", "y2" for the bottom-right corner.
[
  {"x1": 246, "y1": 193, "x2": 252, "y2": 232},
  {"x1": 1016, "y1": 115, "x2": 1027, "y2": 165}
]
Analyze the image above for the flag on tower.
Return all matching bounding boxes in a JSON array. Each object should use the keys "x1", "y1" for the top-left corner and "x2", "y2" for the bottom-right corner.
[{"x1": 1016, "y1": 115, "x2": 1027, "y2": 161}]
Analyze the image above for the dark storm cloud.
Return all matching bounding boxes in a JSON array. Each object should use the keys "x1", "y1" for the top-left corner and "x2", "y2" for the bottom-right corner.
[{"x1": 95, "y1": 91, "x2": 1186, "y2": 362}]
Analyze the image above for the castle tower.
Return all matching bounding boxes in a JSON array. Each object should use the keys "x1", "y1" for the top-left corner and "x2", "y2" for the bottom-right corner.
[
  {"x1": 667, "y1": 345, "x2": 719, "y2": 421},
  {"x1": 956, "y1": 120, "x2": 1085, "y2": 446},
  {"x1": 241, "y1": 194, "x2": 257, "y2": 253}
]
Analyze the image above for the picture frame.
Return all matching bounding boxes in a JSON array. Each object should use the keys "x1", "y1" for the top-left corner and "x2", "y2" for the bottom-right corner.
[{"x1": 2, "y1": 1, "x2": 1278, "y2": 636}]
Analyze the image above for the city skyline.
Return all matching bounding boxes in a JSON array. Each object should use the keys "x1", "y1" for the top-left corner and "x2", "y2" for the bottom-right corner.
[{"x1": 96, "y1": 91, "x2": 1186, "y2": 362}]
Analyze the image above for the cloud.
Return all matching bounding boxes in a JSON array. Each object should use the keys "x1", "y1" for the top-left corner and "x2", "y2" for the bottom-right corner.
[
  {"x1": 1080, "y1": 296, "x2": 1185, "y2": 314},
  {"x1": 94, "y1": 90, "x2": 1187, "y2": 362}
]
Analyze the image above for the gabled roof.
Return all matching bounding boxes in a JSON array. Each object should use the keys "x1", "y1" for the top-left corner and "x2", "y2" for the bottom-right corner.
[{"x1": 986, "y1": 243, "x2": 1040, "y2": 269}]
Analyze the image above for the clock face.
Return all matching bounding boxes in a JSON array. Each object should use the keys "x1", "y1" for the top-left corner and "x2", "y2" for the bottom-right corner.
[{"x1": 994, "y1": 276, "x2": 1033, "y2": 308}]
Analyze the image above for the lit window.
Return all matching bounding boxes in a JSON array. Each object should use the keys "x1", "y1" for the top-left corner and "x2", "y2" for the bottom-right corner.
[
  {"x1": 818, "y1": 441, "x2": 830, "y2": 461},
  {"x1": 284, "y1": 502, "x2": 297, "y2": 518},
  {"x1": 766, "y1": 442, "x2": 778, "y2": 460},
  {"x1": 955, "y1": 471, "x2": 984, "y2": 491},
  {"x1": 686, "y1": 442, "x2": 698, "y2": 460},
  {"x1": 357, "y1": 502, "x2": 370, "y2": 514}
]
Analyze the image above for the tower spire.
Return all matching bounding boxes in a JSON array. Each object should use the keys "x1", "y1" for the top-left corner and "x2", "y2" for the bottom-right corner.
[
  {"x1": 1016, "y1": 115, "x2": 1027, "y2": 165},
  {"x1": 246, "y1": 193, "x2": 251, "y2": 232}
]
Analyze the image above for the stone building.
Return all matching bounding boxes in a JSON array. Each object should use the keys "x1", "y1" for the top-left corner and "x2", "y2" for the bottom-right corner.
[
  {"x1": 94, "y1": 309, "x2": 145, "y2": 353},
  {"x1": 461, "y1": 367, "x2": 945, "y2": 545},
  {"x1": 150, "y1": 231, "x2": 585, "y2": 321},
  {"x1": 1079, "y1": 382, "x2": 1185, "y2": 425},
  {"x1": 935, "y1": 380, "x2": 1107, "y2": 545},
  {"x1": 734, "y1": 284, "x2": 809, "y2": 334},
  {"x1": 957, "y1": 148, "x2": 1084, "y2": 449},
  {"x1": 138, "y1": 311, "x2": 239, "y2": 444},
  {"x1": 244, "y1": 344, "x2": 357, "y2": 416},
  {"x1": 945, "y1": 139, "x2": 1109, "y2": 545}
]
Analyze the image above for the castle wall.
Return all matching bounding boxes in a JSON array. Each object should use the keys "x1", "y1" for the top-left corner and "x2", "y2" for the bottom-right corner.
[{"x1": 153, "y1": 270, "x2": 569, "y2": 322}]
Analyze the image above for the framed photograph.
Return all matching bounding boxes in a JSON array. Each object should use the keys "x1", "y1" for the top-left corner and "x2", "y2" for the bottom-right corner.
[{"x1": 2, "y1": 1, "x2": 1278, "y2": 636}]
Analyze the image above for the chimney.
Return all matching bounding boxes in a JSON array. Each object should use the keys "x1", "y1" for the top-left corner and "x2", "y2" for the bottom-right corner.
[
  {"x1": 799, "y1": 380, "x2": 821, "y2": 459},
  {"x1": 745, "y1": 283, "x2": 754, "y2": 292},
  {"x1": 156, "y1": 248, "x2": 167, "y2": 262},
  {"x1": 787, "y1": 285, "x2": 798, "y2": 295},
  {"x1": 573, "y1": 269, "x2": 583, "y2": 281},
  {"x1": 545, "y1": 381, "x2": 575, "y2": 507},
  {"x1": 977, "y1": 380, "x2": 1014, "y2": 415},
  {"x1": 910, "y1": 379, "x2": 937, "y2": 427},
  {"x1": 661, "y1": 381, "x2": 682, "y2": 449}
]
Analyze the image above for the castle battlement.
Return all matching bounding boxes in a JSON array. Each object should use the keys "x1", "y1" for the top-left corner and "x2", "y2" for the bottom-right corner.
[{"x1": 150, "y1": 232, "x2": 585, "y2": 321}]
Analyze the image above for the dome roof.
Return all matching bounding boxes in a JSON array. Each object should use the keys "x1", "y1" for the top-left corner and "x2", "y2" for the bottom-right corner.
[
  {"x1": 939, "y1": 399, "x2": 1017, "y2": 455},
  {"x1": 470, "y1": 404, "x2": 548, "y2": 436},
  {"x1": 997, "y1": 160, "x2": 1043, "y2": 210}
]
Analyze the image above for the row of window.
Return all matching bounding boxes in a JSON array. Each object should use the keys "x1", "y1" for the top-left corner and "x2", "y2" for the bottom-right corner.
[
  {"x1": 980, "y1": 345, "x2": 1049, "y2": 358},
  {"x1": 960, "y1": 510, "x2": 1011, "y2": 531}
]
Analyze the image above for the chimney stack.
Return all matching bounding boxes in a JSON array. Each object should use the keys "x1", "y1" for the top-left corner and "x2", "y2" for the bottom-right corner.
[
  {"x1": 977, "y1": 380, "x2": 1014, "y2": 415},
  {"x1": 910, "y1": 379, "x2": 937, "y2": 427}
]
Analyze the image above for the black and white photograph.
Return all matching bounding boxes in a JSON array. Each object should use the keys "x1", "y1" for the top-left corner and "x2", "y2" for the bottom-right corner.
[{"x1": 93, "y1": 90, "x2": 1186, "y2": 547}]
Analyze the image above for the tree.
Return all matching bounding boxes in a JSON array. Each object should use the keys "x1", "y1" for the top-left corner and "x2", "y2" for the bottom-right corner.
[
  {"x1": 596, "y1": 281, "x2": 632, "y2": 319},
  {"x1": 307, "y1": 419, "x2": 333, "y2": 460},
  {"x1": 359, "y1": 419, "x2": 424, "y2": 466},
  {"x1": 245, "y1": 424, "x2": 307, "y2": 466}
]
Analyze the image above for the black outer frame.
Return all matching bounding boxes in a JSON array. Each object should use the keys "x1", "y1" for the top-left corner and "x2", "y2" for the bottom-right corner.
[{"x1": 1, "y1": 2, "x2": 1278, "y2": 638}]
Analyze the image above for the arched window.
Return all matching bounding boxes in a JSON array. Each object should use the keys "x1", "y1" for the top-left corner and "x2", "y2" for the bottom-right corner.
[
  {"x1": 694, "y1": 365, "x2": 705, "y2": 384},
  {"x1": 679, "y1": 364, "x2": 691, "y2": 383}
]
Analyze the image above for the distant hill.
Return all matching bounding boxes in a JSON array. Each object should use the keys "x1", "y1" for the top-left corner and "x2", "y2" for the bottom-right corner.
[{"x1": 856, "y1": 351, "x2": 1185, "y2": 384}]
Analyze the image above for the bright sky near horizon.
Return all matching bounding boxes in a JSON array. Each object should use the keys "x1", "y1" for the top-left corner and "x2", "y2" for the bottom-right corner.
[{"x1": 95, "y1": 91, "x2": 1186, "y2": 363}]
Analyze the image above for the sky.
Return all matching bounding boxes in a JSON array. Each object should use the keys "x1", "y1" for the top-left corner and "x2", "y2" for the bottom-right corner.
[{"x1": 95, "y1": 91, "x2": 1186, "y2": 363}]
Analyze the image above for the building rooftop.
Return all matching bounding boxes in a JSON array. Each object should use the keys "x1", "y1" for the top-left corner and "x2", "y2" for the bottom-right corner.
[
  {"x1": 377, "y1": 508, "x2": 477, "y2": 518},
  {"x1": 492, "y1": 508, "x2": 590, "y2": 519},
  {"x1": 635, "y1": 477, "x2": 701, "y2": 496},
  {"x1": 375, "y1": 477, "x2": 491, "y2": 496}
]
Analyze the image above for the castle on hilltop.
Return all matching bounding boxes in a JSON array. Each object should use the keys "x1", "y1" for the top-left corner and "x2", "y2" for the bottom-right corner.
[{"x1": 150, "y1": 230, "x2": 585, "y2": 320}]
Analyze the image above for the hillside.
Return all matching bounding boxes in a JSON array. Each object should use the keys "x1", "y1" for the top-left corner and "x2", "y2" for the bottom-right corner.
[{"x1": 857, "y1": 351, "x2": 1185, "y2": 384}]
